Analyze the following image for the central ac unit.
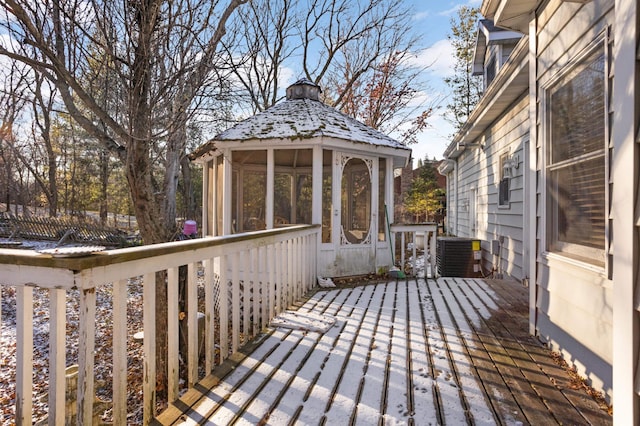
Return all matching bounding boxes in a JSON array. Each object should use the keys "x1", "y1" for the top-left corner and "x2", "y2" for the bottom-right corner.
[{"x1": 436, "y1": 237, "x2": 482, "y2": 278}]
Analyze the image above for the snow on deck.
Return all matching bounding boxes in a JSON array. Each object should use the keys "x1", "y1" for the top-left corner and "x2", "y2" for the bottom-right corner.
[{"x1": 156, "y1": 278, "x2": 611, "y2": 425}]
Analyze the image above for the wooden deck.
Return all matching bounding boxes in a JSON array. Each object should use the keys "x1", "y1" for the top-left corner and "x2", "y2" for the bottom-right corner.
[{"x1": 155, "y1": 277, "x2": 611, "y2": 425}]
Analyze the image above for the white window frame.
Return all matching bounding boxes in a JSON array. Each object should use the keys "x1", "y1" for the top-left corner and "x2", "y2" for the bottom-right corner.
[
  {"x1": 498, "y1": 151, "x2": 511, "y2": 208},
  {"x1": 541, "y1": 34, "x2": 609, "y2": 269}
]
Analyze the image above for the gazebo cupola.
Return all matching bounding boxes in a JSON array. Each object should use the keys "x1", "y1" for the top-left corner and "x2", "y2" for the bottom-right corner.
[{"x1": 191, "y1": 79, "x2": 411, "y2": 277}]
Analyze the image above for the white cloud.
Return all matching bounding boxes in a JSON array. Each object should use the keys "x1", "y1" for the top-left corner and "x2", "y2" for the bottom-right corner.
[
  {"x1": 409, "y1": 38, "x2": 455, "y2": 79},
  {"x1": 437, "y1": 0, "x2": 482, "y2": 17},
  {"x1": 412, "y1": 10, "x2": 430, "y2": 21}
]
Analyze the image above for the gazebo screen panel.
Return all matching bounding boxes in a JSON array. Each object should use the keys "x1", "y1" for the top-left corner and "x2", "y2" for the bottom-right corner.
[
  {"x1": 232, "y1": 150, "x2": 267, "y2": 232},
  {"x1": 379, "y1": 158, "x2": 386, "y2": 242},
  {"x1": 341, "y1": 158, "x2": 371, "y2": 244},
  {"x1": 274, "y1": 149, "x2": 313, "y2": 225},
  {"x1": 322, "y1": 149, "x2": 332, "y2": 243}
]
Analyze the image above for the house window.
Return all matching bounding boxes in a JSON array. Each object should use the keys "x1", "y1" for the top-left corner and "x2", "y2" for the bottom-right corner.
[
  {"x1": 486, "y1": 55, "x2": 497, "y2": 88},
  {"x1": 499, "y1": 153, "x2": 510, "y2": 207},
  {"x1": 546, "y1": 46, "x2": 606, "y2": 265}
]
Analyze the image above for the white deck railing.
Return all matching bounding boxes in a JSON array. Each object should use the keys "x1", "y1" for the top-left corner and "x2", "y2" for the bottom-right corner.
[
  {"x1": 390, "y1": 222, "x2": 438, "y2": 277},
  {"x1": 0, "y1": 225, "x2": 319, "y2": 425}
]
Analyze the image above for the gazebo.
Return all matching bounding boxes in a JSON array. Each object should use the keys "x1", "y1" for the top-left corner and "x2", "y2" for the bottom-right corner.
[{"x1": 191, "y1": 79, "x2": 411, "y2": 277}]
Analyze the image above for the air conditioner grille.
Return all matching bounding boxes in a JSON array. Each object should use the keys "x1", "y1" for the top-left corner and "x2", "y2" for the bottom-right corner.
[{"x1": 436, "y1": 237, "x2": 482, "y2": 278}]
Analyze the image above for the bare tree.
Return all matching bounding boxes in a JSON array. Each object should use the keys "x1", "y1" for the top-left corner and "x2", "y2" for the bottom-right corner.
[
  {"x1": 0, "y1": 0, "x2": 248, "y2": 403},
  {"x1": 332, "y1": 49, "x2": 435, "y2": 143},
  {"x1": 0, "y1": 62, "x2": 29, "y2": 212},
  {"x1": 0, "y1": 0, "x2": 247, "y2": 242},
  {"x1": 222, "y1": 0, "x2": 298, "y2": 114},
  {"x1": 223, "y1": 0, "x2": 432, "y2": 138}
]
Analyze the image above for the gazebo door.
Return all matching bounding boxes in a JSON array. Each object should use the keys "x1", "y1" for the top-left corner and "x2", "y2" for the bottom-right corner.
[{"x1": 336, "y1": 153, "x2": 377, "y2": 275}]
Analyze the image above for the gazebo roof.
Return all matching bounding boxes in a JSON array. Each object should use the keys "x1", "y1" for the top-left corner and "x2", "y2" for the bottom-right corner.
[{"x1": 191, "y1": 80, "x2": 410, "y2": 161}]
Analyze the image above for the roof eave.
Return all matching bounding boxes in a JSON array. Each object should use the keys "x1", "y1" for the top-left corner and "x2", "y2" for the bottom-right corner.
[
  {"x1": 481, "y1": 0, "x2": 540, "y2": 33},
  {"x1": 443, "y1": 35, "x2": 529, "y2": 159}
]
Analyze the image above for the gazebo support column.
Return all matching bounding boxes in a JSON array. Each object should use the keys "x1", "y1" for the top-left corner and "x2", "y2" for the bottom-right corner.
[
  {"x1": 312, "y1": 146, "x2": 322, "y2": 226},
  {"x1": 223, "y1": 149, "x2": 233, "y2": 235},
  {"x1": 266, "y1": 149, "x2": 275, "y2": 229}
]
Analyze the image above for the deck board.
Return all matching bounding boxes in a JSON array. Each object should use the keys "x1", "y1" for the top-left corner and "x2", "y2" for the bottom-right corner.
[{"x1": 154, "y1": 278, "x2": 611, "y2": 426}]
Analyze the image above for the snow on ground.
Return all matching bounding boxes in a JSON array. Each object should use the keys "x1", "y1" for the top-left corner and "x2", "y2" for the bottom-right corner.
[
  {"x1": 0, "y1": 280, "x2": 146, "y2": 424},
  {"x1": 1, "y1": 249, "x2": 518, "y2": 425},
  {"x1": 183, "y1": 252, "x2": 507, "y2": 425}
]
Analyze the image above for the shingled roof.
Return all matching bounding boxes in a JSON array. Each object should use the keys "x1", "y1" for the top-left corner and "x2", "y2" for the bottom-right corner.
[{"x1": 190, "y1": 79, "x2": 410, "y2": 160}]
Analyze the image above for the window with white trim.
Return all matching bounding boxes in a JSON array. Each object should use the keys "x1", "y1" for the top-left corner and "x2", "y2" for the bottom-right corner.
[
  {"x1": 499, "y1": 152, "x2": 510, "y2": 207},
  {"x1": 546, "y1": 45, "x2": 606, "y2": 266}
]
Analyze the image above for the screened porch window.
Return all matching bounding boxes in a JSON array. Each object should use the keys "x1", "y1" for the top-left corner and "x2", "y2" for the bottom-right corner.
[
  {"x1": 232, "y1": 150, "x2": 267, "y2": 232},
  {"x1": 274, "y1": 149, "x2": 312, "y2": 226},
  {"x1": 546, "y1": 47, "x2": 606, "y2": 265},
  {"x1": 322, "y1": 150, "x2": 332, "y2": 243}
]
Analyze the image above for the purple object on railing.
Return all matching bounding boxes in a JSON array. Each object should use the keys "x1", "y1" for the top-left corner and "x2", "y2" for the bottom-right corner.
[{"x1": 183, "y1": 220, "x2": 197, "y2": 236}]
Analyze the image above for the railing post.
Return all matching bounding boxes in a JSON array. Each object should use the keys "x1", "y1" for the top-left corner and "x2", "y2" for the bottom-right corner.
[
  {"x1": 187, "y1": 262, "x2": 198, "y2": 387},
  {"x1": 430, "y1": 229, "x2": 437, "y2": 278},
  {"x1": 16, "y1": 285, "x2": 33, "y2": 426},
  {"x1": 204, "y1": 258, "x2": 215, "y2": 374},
  {"x1": 112, "y1": 280, "x2": 128, "y2": 424},
  {"x1": 167, "y1": 267, "x2": 180, "y2": 400},
  {"x1": 78, "y1": 285, "x2": 96, "y2": 425},
  {"x1": 142, "y1": 272, "x2": 156, "y2": 425},
  {"x1": 49, "y1": 288, "x2": 66, "y2": 425}
]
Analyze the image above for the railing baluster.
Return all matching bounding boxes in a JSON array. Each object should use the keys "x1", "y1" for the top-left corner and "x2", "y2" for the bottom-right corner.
[
  {"x1": 78, "y1": 286, "x2": 96, "y2": 425},
  {"x1": 243, "y1": 249, "x2": 250, "y2": 340},
  {"x1": 113, "y1": 279, "x2": 128, "y2": 425},
  {"x1": 251, "y1": 247, "x2": 259, "y2": 336},
  {"x1": 268, "y1": 244, "x2": 276, "y2": 320},
  {"x1": 142, "y1": 272, "x2": 156, "y2": 425},
  {"x1": 278, "y1": 241, "x2": 284, "y2": 312},
  {"x1": 275, "y1": 241, "x2": 282, "y2": 315},
  {"x1": 187, "y1": 262, "x2": 198, "y2": 386},
  {"x1": 297, "y1": 237, "x2": 303, "y2": 297},
  {"x1": 204, "y1": 258, "x2": 215, "y2": 374},
  {"x1": 232, "y1": 252, "x2": 240, "y2": 353},
  {"x1": 167, "y1": 268, "x2": 179, "y2": 401},
  {"x1": 287, "y1": 239, "x2": 294, "y2": 306},
  {"x1": 259, "y1": 246, "x2": 267, "y2": 330},
  {"x1": 49, "y1": 288, "x2": 65, "y2": 425},
  {"x1": 16, "y1": 285, "x2": 33, "y2": 426}
]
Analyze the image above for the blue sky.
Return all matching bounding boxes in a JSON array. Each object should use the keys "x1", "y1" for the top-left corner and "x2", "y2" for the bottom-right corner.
[{"x1": 405, "y1": 0, "x2": 482, "y2": 165}]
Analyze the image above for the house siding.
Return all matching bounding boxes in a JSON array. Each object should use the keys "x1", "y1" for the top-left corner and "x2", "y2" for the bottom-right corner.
[
  {"x1": 453, "y1": 93, "x2": 529, "y2": 280},
  {"x1": 532, "y1": 0, "x2": 614, "y2": 400}
]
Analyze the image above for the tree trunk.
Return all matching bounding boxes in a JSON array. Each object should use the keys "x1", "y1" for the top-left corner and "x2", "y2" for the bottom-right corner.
[{"x1": 100, "y1": 149, "x2": 108, "y2": 225}]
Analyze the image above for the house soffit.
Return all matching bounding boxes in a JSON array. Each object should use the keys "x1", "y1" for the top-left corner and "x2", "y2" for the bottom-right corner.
[{"x1": 482, "y1": 0, "x2": 540, "y2": 33}]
